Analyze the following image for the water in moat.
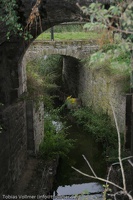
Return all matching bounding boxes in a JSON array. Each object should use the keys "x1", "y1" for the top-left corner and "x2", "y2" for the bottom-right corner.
[{"x1": 52, "y1": 117, "x2": 107, "y2": 200}]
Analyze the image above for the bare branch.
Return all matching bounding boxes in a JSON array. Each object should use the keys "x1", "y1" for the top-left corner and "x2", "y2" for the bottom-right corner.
[
  {"x1": 82, "y1": 154, "x2": 97, "y2": 177},
  {"x1": 106, "y1": 165, "x2": 113, "y2": 182},
  {"x1": 109, "y1": 25, "x2": 133, "y2": 35},
  {"x1": 71, "y1": 102, "x2": 133, "y2": 199},
  {"x1": 110, "y1": 102, "x2": 126, "y2": 192},
  {"x1": 71, "y1": 166, "x2": 123, "y2": 190},
  {"x1": 72, "y1": 166, "x2": 133, "y2": 200},
  {"x1": 112, "y1": 156, "x2": 133, "y2": 166},
  {"x1": 128, "y1": 159, "x2": 133, "y2": 167}
]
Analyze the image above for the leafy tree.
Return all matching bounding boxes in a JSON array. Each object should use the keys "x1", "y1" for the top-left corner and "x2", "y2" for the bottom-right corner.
[
  {"x1": 78, "y1": 0, "x2": 132, "y2": 90},
  {"x1": 0, "y1": 0, "x2": 41, "y2": 40},
  {"x1": 0, "y1": 0, "x2": 22, "y2": 39},
  {"x1": 78, "y1": 0, "x2": 133, "y2": 41}
]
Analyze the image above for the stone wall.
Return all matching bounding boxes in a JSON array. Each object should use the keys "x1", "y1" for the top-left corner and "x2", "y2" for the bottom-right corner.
[
  {"x1": 0, "y1": 99, "x2": 44, "y2": 195},
  {"x1": 22, "y1": 53, "x2": 44, "y2": 156},
  {"x1": 63, "y1": 56, "x2": 126, "y2": 133},
  {"x1": 26, "y1": 40, "x2": 99, "y2": 61},
  {"x1": 33, "y1": 102, "x2": 44, "y2": 153},
  {"x1": 62, "y1": 56, "x2": 81, "y2": 97},
  {"x1": 79, "y1": 66, "x2": 126, "y2": 133},
  {"x1": 26, "y1": 101, "x2": 44, "y2": 155},
  {"x1": 0, "y1": 0, "x2": 114, "y2": 195},
  {"x1": 0, "y1": 101, "x2": 27, "y2": 194},
  {"x1": 18, "y1": 52, "x2": 27, "y2": 96},
  {"x1": 0, "y1": 48, "x2": 44, "y2": 192}
]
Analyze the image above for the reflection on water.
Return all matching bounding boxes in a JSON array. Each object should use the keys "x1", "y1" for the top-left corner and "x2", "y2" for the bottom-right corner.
[
  {"x1": 53, "y1": 118, "x2": 106, "y2": 198},
  {"x1": 53, "y1": 183, "x2": 103, "y2": 200},
  {"x1": 54, "y1": 182, "x2": 103, "y2": 195}
]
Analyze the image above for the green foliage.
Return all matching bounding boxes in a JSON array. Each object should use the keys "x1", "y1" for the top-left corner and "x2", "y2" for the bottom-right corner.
[
  {"x1": 82, "y1": 1, "x2": 133, "y2": 41},
  {"x1": 71, "y1": 107, "x2": 124, "y2": 159},
  {"x1": 121, "y1": 2, "x2": 133, "y2": 37},
  {"x1": 82, "y1": 2, "x2": 112, "y2": 28},
  {"x1": 83, "y1": 22, "x2": 106, "y2": 32},
  {"x1": 0, "y1": 0, "x2": 33, "y2": 40},
  {"x1": 37, "y1": 55, "x2": 62, "y2": 85},
  {"x1": 26, "y1": 55, "x2": 62, "y2": 108},
  {"x1": 39, "y1": 111, "x2": 74, "y2": 159},
  {"x1": 71, "y1": 107, "x2": 117, "y2": 146},
  {"x1": 86, "y1": 42, "x2": 131, "y2": 86},
  {"x1": 0, "y1": 0, "x2": 21, "y2": 38}
]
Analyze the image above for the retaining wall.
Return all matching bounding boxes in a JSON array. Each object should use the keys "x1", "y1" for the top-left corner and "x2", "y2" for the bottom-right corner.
[{"x1": 63, "y1": 56, "x2": 127, "y2": 133}]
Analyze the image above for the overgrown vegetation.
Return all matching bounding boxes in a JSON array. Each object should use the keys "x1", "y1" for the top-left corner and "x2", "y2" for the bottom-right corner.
[
  {"x1": 0, "y1": 0, "x2": 34, "y2": 40},
  {"x1": 26, "y1": 55, "x2": 62, "y2": 107},
  {"x1": 88, "y1": 39, "x2": 131, "y2": 75},
  {"x1": 72, "y1": 106, "x2": 133, "y2": 200},
  {"x1": 71, "y1": 107, "x2": 124, "y2": 161},
  {"x1": 81, "y1": 1, "x2": 133, "y2": 41},
  {"x1": 0, "y1": 0, "x2": 21, "y2": 39},
  {"x1": 79, "y1": 1, "x2": 132, "y2": 91},
  {"x1": 27, "y1": 54, "x2": 74, "y2": 160},
  {"x1": 82, "y1": 32, "x2": 131, "y2": 92},
  {"x1": 39, "y1": 110, "x2": 74, "y2": 159}
]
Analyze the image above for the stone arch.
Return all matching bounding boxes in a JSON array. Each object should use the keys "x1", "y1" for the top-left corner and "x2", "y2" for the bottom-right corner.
[
  {"x1": 21, "y1": 39, "x2": 98, "y2": 99},
  {"x1": 25, "y1": 40, "x2": 98, "y2": 61},
  {"x1": 24, "y1": 50, "x2": 82, "y2": 97},
  {"x1": 0, "y1": 1, "x2": 88, "y2": 192},
  {"x1": 1, "y1": 1, "x2": 129, "y2": 194},
  {"x1": 0, "y1": 0, "x2": 82, "y2": 105},
  {"x1": 0, "y1": 0, "x2": 111, "y2": 105}
]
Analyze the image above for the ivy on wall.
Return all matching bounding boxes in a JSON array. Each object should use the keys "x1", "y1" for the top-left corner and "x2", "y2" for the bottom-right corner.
[{"x1": 0, "y1": 0, "x2": 42, "y2": 40}]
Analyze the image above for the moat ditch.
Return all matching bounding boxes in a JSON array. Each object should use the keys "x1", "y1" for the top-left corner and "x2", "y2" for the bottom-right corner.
[
  {"x1": 51, "y1": 115, "x2": 107, "y2": 199},
  {"x1": 12, "y1": 112, "x2": 107, "y2": 200}
]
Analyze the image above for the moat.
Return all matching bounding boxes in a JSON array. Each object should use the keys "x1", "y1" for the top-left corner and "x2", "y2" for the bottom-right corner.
[{"x1": 52, "y1": 117, "x2": 106, "y2": 198}]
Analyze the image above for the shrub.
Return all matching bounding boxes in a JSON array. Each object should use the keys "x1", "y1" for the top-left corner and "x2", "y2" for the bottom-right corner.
[
  {"x1": 71, "y1": 107, "x2": 124, "y2": 159},
  {"x1": 39, "y1": 112, "x2": 74, "y2": 159}
]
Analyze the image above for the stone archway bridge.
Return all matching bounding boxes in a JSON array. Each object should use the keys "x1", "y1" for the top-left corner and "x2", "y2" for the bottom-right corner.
[
  {"x1": 1, "y1": 0, "x2": 133, "y2": 194},
  {"x1": 25, "y1": 39, "x2": 99, "y2": 61}
]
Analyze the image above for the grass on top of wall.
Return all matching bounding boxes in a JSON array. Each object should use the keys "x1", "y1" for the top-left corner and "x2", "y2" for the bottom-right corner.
[{"x1": 36, "y1": 31, "x2": 101, "y2": 41}]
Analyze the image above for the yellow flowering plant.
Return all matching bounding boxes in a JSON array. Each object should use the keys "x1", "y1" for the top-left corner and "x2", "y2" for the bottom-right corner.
[{"x1": 66, "y1": 96, "x2": 79, "y2": 109}]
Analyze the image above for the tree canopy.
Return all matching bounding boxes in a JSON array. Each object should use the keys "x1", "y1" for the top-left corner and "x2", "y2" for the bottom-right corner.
[
  {"x1": 80, "y1": 0, "x2": 133, "y2": 41},
  {"x1": 0, "y1": 0, "x2": 133, "y2": 41}
]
